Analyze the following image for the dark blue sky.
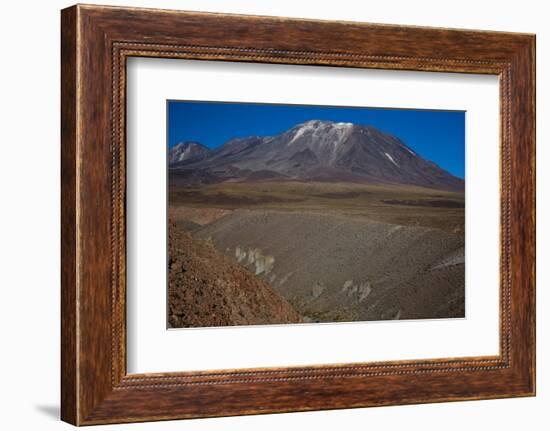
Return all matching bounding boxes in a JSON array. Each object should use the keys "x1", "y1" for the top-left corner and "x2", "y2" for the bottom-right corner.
[{"x1": 167, "y1": 100, "x2": 465, "y2": 178}]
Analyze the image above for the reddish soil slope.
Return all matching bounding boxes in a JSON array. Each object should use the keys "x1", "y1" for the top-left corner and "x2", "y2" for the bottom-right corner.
[{"x1": 168, "y1": 220, "x2": 302, "y2": 328}]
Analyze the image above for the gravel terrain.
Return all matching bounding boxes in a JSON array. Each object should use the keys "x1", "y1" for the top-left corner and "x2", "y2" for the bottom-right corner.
[{"x1": 195, "y1": 209, "x2": 465, "y2": 322}]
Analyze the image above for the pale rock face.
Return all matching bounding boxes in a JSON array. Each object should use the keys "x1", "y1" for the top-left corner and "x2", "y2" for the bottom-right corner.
[
  {"x1": 312, "y1": 283, "x2": 325, "y2": 299},
  {"x1": 235, "y1": 246, "x2": 275, "y2": 276}
]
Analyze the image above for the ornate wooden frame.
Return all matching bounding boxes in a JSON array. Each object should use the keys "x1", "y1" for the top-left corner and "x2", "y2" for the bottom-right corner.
[{"x1": 61, "y1": 4, "x2": 536, "y2": 425}]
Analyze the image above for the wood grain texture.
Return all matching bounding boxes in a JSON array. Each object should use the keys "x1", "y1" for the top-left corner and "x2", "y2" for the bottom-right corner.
[
  {"x1": 60, "y1": 4, "x2": 536, "y2": 425},
  {"x1": 60, "y1": 5, "x2": 78, "y2": 425}
]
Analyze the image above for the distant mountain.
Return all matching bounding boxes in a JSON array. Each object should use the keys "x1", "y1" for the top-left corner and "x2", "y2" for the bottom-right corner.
[
  {"x1": 168, "y1": 141, "x2": 211, "y2": 165},
  {"x1": 169, "y1": 120, "x2": 464, "y2": 191}
]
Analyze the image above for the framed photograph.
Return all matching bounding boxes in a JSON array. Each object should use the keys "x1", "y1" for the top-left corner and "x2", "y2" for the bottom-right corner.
[{"x1": 61, "y1": 4, "x2": 536, "y2": 425}]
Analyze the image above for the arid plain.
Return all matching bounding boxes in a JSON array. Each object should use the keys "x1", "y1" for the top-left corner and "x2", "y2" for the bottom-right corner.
[{"x1": 168, "y1": 181, "x2": 465, "y2": 327}]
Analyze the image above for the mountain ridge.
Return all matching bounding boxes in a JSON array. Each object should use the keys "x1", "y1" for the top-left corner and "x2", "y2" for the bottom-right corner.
[
  {"x1": 168, "y1": 141, "x2": 211, "y2": 165},
  {"x1": 169, "y1": 120, "x2": 464, "y2": 191}
]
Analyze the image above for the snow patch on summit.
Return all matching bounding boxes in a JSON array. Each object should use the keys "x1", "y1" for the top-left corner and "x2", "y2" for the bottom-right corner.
[
  {"x1": 289, "y1": 120, "x2": 352, "y2": 146},
  {"x1": 401, "y1": 144, "x2": 416, "y2": 155},
  {"x1": 289, "y1": 122, "x2": 315, "y2": 145}
]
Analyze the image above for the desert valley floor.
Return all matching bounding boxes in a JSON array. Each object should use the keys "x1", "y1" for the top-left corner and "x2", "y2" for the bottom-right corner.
[{"x1": 168, "y1": 181, "x2": 465, "y2": 328}]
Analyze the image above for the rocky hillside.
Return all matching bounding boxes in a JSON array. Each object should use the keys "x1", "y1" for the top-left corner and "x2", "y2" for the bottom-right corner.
[
  {"x1": 168, "y1": 220, "x2": 302, "y2": 328},
  {"x1": 169, "y1": 120, "x2": 464, "y2": 191},
  {"x1": 195, "y1": 210, "x2": 465, "y2": 322}
]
